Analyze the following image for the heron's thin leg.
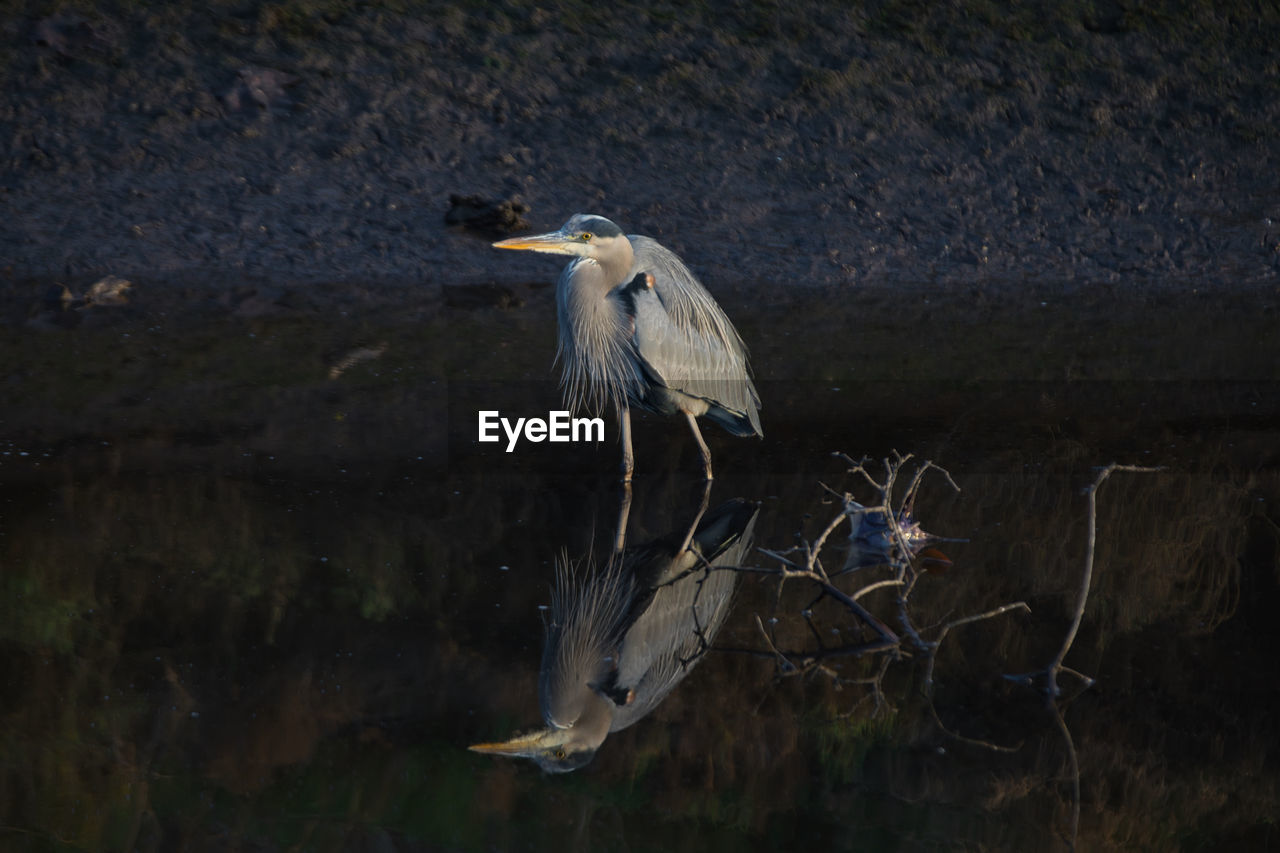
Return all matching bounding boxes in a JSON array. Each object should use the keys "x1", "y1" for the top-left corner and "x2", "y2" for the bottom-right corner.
[
  {"x1": 683, "y1": 411, "x2": 713, "y2": 480},
  {"x1": 620, "y1": 405, "x2": 634, "y2": 482},
  {"x1": 613, "y1": 482, "x2": 632, "y2": 554},
  {"x1": 676, "y1": 479, "x2": 713, "y2": 556}
]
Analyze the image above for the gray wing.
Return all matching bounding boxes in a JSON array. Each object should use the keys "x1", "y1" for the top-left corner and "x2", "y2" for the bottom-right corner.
[
  {"x1": 607, "y1": 558, "x2": 738, "y2": 732},
  {"x1": 623, "y1": 236, "x2": 762, "y2": 436},
  {"x1": 607, "y1": 501, "x2": 758, "y2": 732}
]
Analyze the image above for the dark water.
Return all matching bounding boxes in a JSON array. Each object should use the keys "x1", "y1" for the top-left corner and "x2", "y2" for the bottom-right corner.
[{"x1": 2, "y1": 283, "x2": 1278, "y2": 851}]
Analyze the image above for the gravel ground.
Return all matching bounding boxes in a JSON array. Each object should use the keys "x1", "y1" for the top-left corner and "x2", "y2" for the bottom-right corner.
[{"x1": 3, "y1": 0, "x2": 1279, "y2": 299}]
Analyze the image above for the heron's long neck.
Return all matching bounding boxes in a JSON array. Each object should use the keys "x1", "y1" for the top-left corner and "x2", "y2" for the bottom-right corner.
[
  {"x1": 557, "y1": 254, "x2": 642, "y2": 415},
  {"x1": 597, "y1": 236, "x2": 634, "y2": 288},
  {"x1": 566, "y1": 690, "x2": 615, "y2": 749},
  {"x1": 560, "y1": 259, "x2": 624, "y2": 330}
]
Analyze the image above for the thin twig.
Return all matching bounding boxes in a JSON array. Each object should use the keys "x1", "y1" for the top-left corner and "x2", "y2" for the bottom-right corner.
[
  {"x1": 1049, "y1": 702, "x2": 1081, "y2": 851},
  {"x1": 834, "y1": 452, "x2": 883, "y2": 491},
  {"x1": 1057, "y1": 666, "x2": 1096, "y2": 689},
  {"x1": 927, "y1": 700, "x2": 1022, "y2": 753},
  {"x1": 753, "y1": 614, "x2": 793, "y2": 672},
  {"x1": 809, "y1": 509, "x2": 849, "y2": 577},
  {"x1": 1044, "y1": 463, "x2": 1162, "y2": 699},
  {"x1": 757, "y1": 547, "x2": 802, "y2": 570},
  {"x1": 851, "y1": 579, "x2": 905, "y2": 601},
  {"x1": 923, "y1": 602, "x2": 1032, "y2": 689},
  {"x1": 758, "y1": 554, "x2": 901, "y2": 645},
  {"x1": 817, "y1": 481, "x2": 847, "y2": 501},
  {"x1": 896, "y1": 594, "x2": 929, "y2": 651}
]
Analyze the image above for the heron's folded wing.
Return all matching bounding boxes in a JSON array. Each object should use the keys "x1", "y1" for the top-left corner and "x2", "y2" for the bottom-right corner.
[
  {"x1": 625, "y1": 236, "x2": 762, "y2": 429},
  {"x1": 607, "y1": 501, "x2": 757, "y2": 732},
  {"x1": 608, "y1": 565, "x2": 738, "y2": 732}
]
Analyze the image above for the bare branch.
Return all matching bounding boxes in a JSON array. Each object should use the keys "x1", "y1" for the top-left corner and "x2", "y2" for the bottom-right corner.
[
  {"x1": 923, "y1": 602, "x2": 1032, "y2": 689},
  {"x1": 927, "y1": 700, "x2": 1022, "y2": 753},
  {"x1": 1043, "y1": 463, "x2": 1162, "y2": 699},
  {"x1": 753, "y1": 614, "x2": 793, "y2": 673},
  {"x1": 756, "y1": 547, "x2": 802, "y2": 570},
  {"x1": 809, "y1": 510, "x2": 850, "y2": 576},
  {"x1": 851, "y1": 579, "x2": 905, "y2": 601},
  {"x1": 833, "y1": 451, "x2": 883, "y2": 490},
  {"x1": 1049, "y1": 702, "x2": 1081, "y2": 851},
  {"x1": 896, "y1": 594, "x2": 929, "y2": 651}
]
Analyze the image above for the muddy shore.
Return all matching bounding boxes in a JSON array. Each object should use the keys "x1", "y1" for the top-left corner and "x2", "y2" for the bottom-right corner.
[{"x1": 3, "y1": 0, "x2": 1279, "y2": 297}]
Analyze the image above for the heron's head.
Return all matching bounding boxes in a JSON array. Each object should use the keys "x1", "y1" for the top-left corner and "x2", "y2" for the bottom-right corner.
[
  {"x1": 468, "y1": 726, "x2": 600, "y2": 774},
  {"x1": 492, "y1": 213, "x2": 627, "y2": 262}
]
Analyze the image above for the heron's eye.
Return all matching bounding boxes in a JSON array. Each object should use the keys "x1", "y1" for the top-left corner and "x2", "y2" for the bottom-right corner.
[
  {"x1": 555, "y1": 748, "x2": 567, "y2": 760},
  {"x1": 579, "y1": 232, "x2": 593, "y2": 242}
]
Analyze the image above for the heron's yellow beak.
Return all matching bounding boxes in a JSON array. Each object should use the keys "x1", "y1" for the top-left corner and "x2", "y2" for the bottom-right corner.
[
  {"x1": 492, "y1": 231, "x2": 578, "y2": 255},
  {"x1": 468, "y1": 728, "x2": 560, "y2": 757}
]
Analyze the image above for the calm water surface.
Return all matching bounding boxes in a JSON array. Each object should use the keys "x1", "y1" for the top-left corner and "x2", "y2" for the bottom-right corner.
[{"x1": 2, "y1": 283, "x2": 1277, "y2": 851}]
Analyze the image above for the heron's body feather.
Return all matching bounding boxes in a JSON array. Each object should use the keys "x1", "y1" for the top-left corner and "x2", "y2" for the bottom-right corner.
[
  {"x1": 621, "y1": 236, "x2": 762, "y2": 438},
  {"x1": 554, "y1": 232, "x2": 762, "y2": 438},
  {"x1": 494, "y1": 213, "x2": 761, "y2": 479}
]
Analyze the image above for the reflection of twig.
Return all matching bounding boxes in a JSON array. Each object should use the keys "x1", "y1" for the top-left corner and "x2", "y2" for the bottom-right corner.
[
  {"x1": 843, "y1": 656, "x2": 894, "y2": 719},
  {"x1": 914, "y1": 601, "x2": 1031, "y2": 753},
  {"x1": 923, "y1": 602, "x2": 1032, "y2": 690},
  {"x1": 758, "y1": 546, "x2": 899, "y2": 645},
  {"x1": 927, "y1": 700, "x2": 1021, "y2": 753},
  {"x1": 1049, "y1": 701, "x2": 1081, "y2": 851},
  {"x1": 754, "y1": 614, "x2": 795, "y2": 673},
  {"x1": 682, "y1": 561, "x2": 722, "y2": 668}
]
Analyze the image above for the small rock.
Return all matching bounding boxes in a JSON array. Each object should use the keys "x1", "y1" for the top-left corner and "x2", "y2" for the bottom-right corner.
[
  {"x1": 31, "y1": 15, "x2": 114, "y2": 58},
  {"x1": 83, "y1": 275, "x2": 132, "y2": 306},
  {"x1": 328, "y1": 343, "x2": 388, "y2": 380},
  {"x1": 221, "y1": 66, "x2": 298, "y2": 112},
  {"x1": 42, "y1": 283, "x2": 75, "y2": 310},
  {"x1": 444, "y1": 194, "x2": 530, "y2": 236}
]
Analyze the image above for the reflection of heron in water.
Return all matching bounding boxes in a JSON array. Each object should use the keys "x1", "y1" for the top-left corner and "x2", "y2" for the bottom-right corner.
[
  {"x1": 470, "y1": 496, "x2": 758, "y2": 772},
  {"x1": 493, "y1": 214, "x2": 762, "y2": 480}
]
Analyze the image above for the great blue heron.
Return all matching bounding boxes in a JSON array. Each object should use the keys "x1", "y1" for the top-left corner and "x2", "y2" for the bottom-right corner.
[
  {"x1": 469, "y1": 497, "x2": 758, "y2": 772},
  {"x1": 493, "y1": 214, "x2": 762, "y2": 480}
]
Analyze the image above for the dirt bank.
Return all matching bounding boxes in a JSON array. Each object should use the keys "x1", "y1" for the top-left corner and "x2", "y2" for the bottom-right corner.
[{"x1": 2, "y1": 0, "x2": 1278, "y2": 298}]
